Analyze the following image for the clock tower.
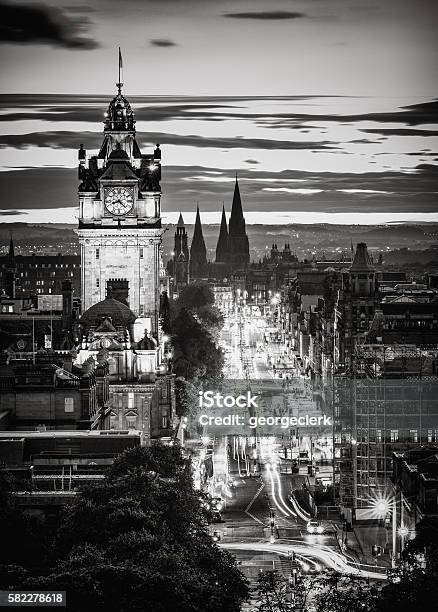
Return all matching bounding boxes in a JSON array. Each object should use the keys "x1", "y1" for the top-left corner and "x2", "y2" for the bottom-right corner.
[{"x1": 77, "y1": 77, "x2": 162, "y2": 333}]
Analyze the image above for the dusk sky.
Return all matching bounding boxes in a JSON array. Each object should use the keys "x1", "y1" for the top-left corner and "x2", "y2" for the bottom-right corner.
[{"x1": 0, "y1": 0, "x2": 437, "y2": 225}]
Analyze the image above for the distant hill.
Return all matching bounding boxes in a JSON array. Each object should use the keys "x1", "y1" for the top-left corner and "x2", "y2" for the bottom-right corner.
[{"x1": 1, "y1": 222, "x2": 437, "y2": 261}]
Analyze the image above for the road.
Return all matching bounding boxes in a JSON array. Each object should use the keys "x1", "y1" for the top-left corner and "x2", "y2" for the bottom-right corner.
[{"x1": 205, "y1": 305, "x2": 389, "y2": 583}]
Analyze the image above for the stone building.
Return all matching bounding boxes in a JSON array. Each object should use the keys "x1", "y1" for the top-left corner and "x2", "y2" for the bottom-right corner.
[
  {"x1": 76, "y1": 81, "x2": 162, "y2": 332},
  {"x1": 73, "y1": 74, "x2": 175, "y2": 443}
]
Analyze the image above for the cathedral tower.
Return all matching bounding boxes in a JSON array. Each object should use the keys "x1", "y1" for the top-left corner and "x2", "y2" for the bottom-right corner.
[
  {"x1": 173, "y1": 212, "x2": 189, "y2": 287},
  {"x1": 77, "y1": 65, "x2": 162, "y2": 333},
  {"x1": 228, "y1": 177, "x2": 249, "y2": 271},
  {"x1": 215, "y1": 204, "x2": 229, "y2": 264},
  {"x1": 189, "y1": 206, "x2": 208, "y2": 279}
]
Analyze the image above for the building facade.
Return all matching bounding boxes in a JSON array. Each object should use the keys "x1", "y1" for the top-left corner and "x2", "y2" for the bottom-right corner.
[{"x1": 76, "y1": 83, "x2": 162, "y2": 333}]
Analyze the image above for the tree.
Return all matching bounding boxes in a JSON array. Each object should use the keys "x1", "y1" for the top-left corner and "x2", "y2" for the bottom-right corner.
[
  {"x1": 253, "y1": 569, "x2": 309, "y2": 612},
  {"x1": 171, "y1": 308, "x2": 224, "y2": 383},
  {"x1": 0, "y1": 470, "x2": 50, "y2": 578},
  {"x1": 377, "y1": 517, "x2": 438, "y2": 612},
  {"x1": 9, "y1": 444, "x2": 248, "y2": 612},
  {"x1": 311, "y1": 570, "x2": 379, "y2": 612},
  {"x1": 176, "y1": 284, "x2": 214, "y2": 311}
]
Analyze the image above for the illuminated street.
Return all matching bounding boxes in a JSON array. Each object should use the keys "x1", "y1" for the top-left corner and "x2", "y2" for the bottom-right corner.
[{"x1": 200, "y1": 303, "x2": 371, "y2": 587}]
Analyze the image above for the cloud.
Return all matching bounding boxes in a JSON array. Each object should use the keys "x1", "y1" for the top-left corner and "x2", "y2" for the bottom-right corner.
[
  {"x1": 223, "y1": 11, "x2": 306, "y2": 20},
  {"x1": 0, "y1": 130, "x2": 340, "y2": 152},
  {"x1": 2, "y1": 164, "x2": 437, "y2": 216},
  {"x1": 0, "y1": 209, "x2": 26, "y2": 216},
  {"x1": 361, "y1": 128, "x2": 438, "y2": 137},
  {"x1": 150, "y1": 39, "x2": 177, "y2": 47},
  {"x1": 0, "y1": 1, "x2": 99, "y2": 49}
]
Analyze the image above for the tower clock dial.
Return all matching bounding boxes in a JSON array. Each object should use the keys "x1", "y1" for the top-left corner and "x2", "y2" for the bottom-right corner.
[{"x1": 104, "y1": 186, "x2": 134, "y2": 215}]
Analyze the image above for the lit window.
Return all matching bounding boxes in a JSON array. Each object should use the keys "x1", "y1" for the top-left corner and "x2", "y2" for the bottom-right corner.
[
  {"x1": 64, "y1": 398, "x2": 74, "y2": 413},
  {"x1": 410, "y1": 429, "x2": 418, "y2": 443},
  {"x1": 390, "y1": 430, "x2": 399, "y2": 442}
]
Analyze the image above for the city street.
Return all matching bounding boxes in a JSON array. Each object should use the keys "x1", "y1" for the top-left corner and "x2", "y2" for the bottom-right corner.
[{"x1": 203, "y1": 304, "x2": 389, "y2": 585}]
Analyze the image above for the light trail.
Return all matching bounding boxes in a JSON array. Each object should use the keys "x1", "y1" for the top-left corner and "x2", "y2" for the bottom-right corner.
[
  {"x1": 266, "y1": 463, "x2": 289, "y2": 517},
  {"x1": 272, "y1": 465, "x2": 296, "y2": 518},
  {"x1": 286, "y1": 489, "x2": 312, "y2": 523},
  {"x1": 220, "y1": 542, "x2": 387, "y2": 581}
]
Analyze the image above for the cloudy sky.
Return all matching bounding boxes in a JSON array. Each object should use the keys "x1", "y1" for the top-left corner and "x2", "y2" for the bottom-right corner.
[{"x1": 0, "y1": 0, "x2": 437, "y2": 225}]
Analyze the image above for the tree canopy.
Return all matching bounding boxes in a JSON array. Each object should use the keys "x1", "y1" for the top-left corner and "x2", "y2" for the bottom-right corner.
[{"x1": 0, "y1": 445, "x2": 248, "y2": 612}]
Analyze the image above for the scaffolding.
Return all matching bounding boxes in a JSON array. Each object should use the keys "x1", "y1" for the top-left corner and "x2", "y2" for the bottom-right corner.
[{"x1": 336, "y1": 344, "x2": 438, "y2": 510}]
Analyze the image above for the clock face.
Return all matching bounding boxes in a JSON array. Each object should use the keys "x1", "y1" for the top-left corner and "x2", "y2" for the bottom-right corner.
[{"x1": 105, "y1": 186, "x2": 134, "y2": 216}]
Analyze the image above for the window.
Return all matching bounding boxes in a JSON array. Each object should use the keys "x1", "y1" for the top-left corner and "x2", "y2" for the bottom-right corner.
[
  {"x1": 96, "y1": 248, "x2": 100, "y2": 259},
  {"x1": 428, "y1": 430, "x2": 433, "y2": 443},
  {"x1": 126, "y1": 415, "x2": 136, "y2": 428},
  {"x1": 390, "y1": 430, "x2": 399, "y2": 442},
  {"x1": 139, "y1": 248, "x2": 143, "y2": 259},
  {"x1": 376, "y1": 429, "x2": 382, "y2": 443},
  {"x1": 128, "y1": 393, "x2": 134, "y2": 409},
  {"x1": 410, "y1": 429, "x2": 418, "y2": 443},
  {"x1": 64, "y1": 398, "x2": 74, "y2": 413},
  {"x1": 96, "y1": 278, "x2": 100, "y2": 288}
]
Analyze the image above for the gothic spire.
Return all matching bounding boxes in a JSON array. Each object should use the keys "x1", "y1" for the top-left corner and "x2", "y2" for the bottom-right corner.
[
  {"x1": 215, "y1": 204, "x2": 229, "y2": 264},
  {"x1": 229, "y1": 176, "x2": 246, "y2": 236},
  {"x1": 177, "y1": 212, "x2": 185, "y2": 228},
  {"x1": 350, "y1": 242, "x2": 374, "y2": 272},
  {"x1": 228, "y1": 177, "x2": 249, "y2": 269},
  {"x1": 189, "y1": 205, "x2": 207, "y2": 278},
  {"x1": 8, "y1": 233, "x2": 15, "y2": 269}
]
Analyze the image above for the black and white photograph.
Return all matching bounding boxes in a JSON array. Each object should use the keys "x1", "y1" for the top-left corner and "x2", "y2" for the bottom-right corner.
[{"x1": 0, "y1": 1, "x2": 437, "y2": 610}]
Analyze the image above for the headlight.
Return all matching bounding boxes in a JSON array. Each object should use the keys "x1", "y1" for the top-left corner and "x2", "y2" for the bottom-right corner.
[
  {"x1": 317, "y1": 525, "x2": 324, "y2": 534},
  {"x1": 307, "y1": 526, "x2": 314, "y2": 533}
]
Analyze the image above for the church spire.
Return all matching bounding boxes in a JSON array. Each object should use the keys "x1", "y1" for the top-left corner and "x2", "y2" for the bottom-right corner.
[
  {"x1": 8, "y1": 232, "x2": 15, "y2": 269},
  {"x1": 190, "y1": 205, "x2": 208, "y2": 278},
  {"x1": 229, "y1": 176, "x2": 246, "y2": 236},
  {"x1": 215, "y1": 204, "x2": 229, "y2": 264},
  {"x1": 228, "y1": 176, "x2": 250, "y2": 270},
  {"x1": 177, "y1": 212, "x2": 185, "y2": 228}
]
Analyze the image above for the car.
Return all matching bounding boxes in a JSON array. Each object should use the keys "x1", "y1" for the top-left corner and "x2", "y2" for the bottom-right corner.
[{"x1": 306, "y1": 520, "x2": 324, "y2": 534}]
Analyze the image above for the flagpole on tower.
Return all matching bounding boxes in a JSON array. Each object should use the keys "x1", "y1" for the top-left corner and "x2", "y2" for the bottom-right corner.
[{"x1": 117, "y1": 46, "x2": 123, "y2": 93}]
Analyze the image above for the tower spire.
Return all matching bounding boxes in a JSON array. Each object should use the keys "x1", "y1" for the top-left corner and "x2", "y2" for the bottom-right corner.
[
  {"x1": 190, "y1": 205, "x2": 208, "y2": 278},
  {"x1": 8, "y1": 231, "x2": 15, "y2": 267},
  {"x1": 215, "y1": 203, "x2": 229, "y2": 264},
  {"x1": 228, "y1": 176, "x2": 249, "y2": 270},
  {"x1": 117, "y1": 47, "x2": 123, "y2": 93}
]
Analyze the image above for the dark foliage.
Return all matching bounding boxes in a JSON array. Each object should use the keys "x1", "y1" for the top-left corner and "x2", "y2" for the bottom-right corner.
[{"x1": 0, "y1": 445, "x2": 248, "y2": 612}]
